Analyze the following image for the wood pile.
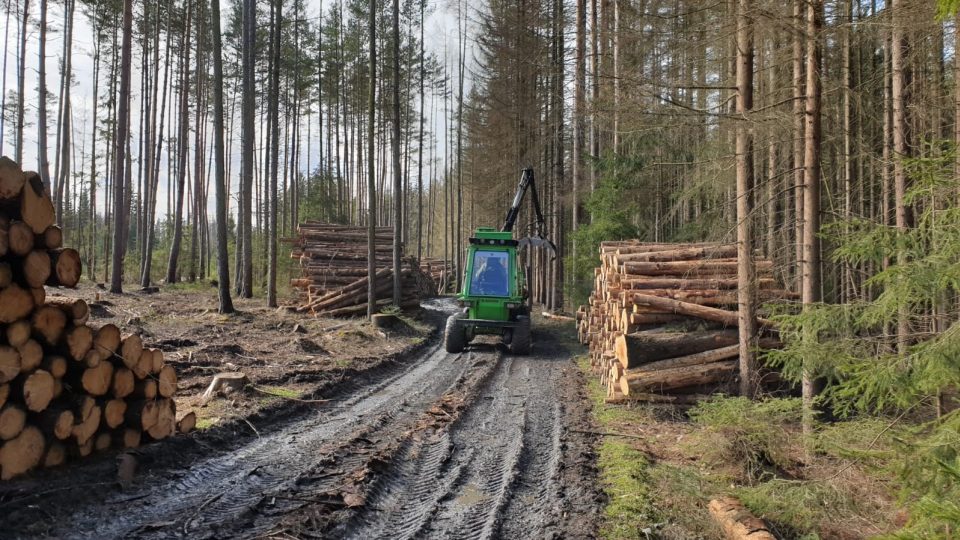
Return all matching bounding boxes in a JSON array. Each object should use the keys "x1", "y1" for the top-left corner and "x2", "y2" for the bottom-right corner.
[
  {"x1": 290, "y1": 222, "x2": 437, "y2": 316},
  {"x1": 576, "y1": 241, "x2": 793, "y2": 404},
  {"x1": 0, "y1": 156, "x2": 183, "y2": 481}
]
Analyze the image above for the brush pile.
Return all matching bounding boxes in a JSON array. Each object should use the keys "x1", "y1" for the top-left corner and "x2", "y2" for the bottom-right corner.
[
  {"x1": 290, "y1": 222, "x2": 437, "y2": 316},
  {"x1": 0, "y1": 156, "x2": 185, "y2": 481},
  {"x1": 576, "y1": 241, "x2": 793, "y2": 404}
]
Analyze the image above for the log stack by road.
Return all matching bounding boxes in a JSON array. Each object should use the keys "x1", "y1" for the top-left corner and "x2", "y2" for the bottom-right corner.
[
  {"x1": 576, "y1": 241, "x2": 793, "y2": 404},
  {"x1": 0, "y1": 156, "x2": 183, "y2": 481},
  {"x1": 290, "y1": 222, "x2": 438, "y2": 316}
]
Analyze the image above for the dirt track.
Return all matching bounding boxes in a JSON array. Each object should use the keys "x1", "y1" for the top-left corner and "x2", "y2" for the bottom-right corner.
[{"x1": 0, "y1": 299, "x2": 601, "y2": 539}]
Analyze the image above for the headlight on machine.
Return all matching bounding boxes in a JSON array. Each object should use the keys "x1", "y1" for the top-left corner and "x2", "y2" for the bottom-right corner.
[
  {"x1": 506, "y1": 302, "x2": 519, "y2": 309},
  {"x1": 459, "y1": 300, "x2": 474, "y2": 307}
]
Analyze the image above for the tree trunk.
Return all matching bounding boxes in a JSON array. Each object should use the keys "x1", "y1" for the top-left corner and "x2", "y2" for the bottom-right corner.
[
  {"x1": 392, "y1": 0, "x2": 403, "y2": 305},
  {"x1": 267, "y1": 0, "x2": 281, "y2": 308},
  {"x1": 240, "y1": 0, "x2": 255, "y2": 298},
  {"x1": 735, "y1": 0, "x2": 757, "y2": 398},
  {"x1": 367, "y1": 0, "x2": 378, "y2": 318},
  {"x1": 801, "y1": 0, "x2": 823, "y2": 439},
  {"x1": 166, "y1": 0, "x2": 193, "y2": 285},
  {"x1": 210, "y1": 0, "x2": 233, "y2": 313},
  {"x1": 110, "y1": 0, "x2": 133, "y2": 294}
]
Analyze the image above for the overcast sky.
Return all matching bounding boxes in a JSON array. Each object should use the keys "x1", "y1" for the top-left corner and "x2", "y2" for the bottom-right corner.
[{"x1": 0, "y1": 0, "x2": 473, "y2": 224}]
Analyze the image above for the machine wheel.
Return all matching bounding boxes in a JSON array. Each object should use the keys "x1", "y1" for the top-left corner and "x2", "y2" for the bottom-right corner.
[
  {"x1": 444, "y1": 313, "x2": 467, "y2": 353},
  {"x1": 509, "y1": 315, "x2": 531, "y2": 355}
]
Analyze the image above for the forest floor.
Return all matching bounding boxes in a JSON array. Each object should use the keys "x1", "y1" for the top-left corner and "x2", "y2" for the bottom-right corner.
[
  {"x1": 0, "y1": 288, "x2": 603, "y2": 539},
  {"x1": 579, "y1": 356, "x2": 906, "y2": 539}
]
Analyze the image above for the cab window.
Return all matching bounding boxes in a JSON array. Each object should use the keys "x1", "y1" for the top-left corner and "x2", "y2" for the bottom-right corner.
[{"x1": 469, "y1": 250, "x2": 510, "y2": 296}]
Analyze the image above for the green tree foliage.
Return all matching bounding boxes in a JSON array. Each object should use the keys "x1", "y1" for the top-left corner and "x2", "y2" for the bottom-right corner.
[{"x1": 766, "y1": 150, "x2": 960, "y2": 535}]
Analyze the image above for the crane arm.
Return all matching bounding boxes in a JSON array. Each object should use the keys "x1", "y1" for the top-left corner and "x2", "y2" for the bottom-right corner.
[{"x1": 501, "y1": 168, "x2": 556, "y2": 256}]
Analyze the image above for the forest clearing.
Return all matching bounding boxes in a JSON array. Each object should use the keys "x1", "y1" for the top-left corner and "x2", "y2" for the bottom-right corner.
[{"x1": 2, "y1": 0, "x2": 960, "y2": 536}]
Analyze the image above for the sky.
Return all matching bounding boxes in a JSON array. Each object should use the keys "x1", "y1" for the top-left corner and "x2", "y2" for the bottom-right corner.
[{"x1": 0, "y1": 0, "x2": 473, "y2": 225}]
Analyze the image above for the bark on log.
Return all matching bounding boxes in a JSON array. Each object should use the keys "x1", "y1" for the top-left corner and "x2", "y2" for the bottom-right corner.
[
  {"x1": 614, "y1": 330, "x2": 739, "y2": 369},
  {"x1": 708, "y1": 496, "x2": 776, "y2": 540},
  {"x1": 622, "y1": 360, "x2": 738, "y2": 395},
  {"x1": 621, "y1": 259, "x2": 773, "y2": 276},
  {"x1": 0, "y1": 425, "x2": 44, "y2": 479},
  {"x1": 614, "y1": 244, "x2": 737, "y2": 264},
  {"x1": 45, "y1": 296, "x2": 89, "y2": 325},
  {"x1": 627, "y1": 293, "x2": 775, "y2": 328},
  {"x1": 0, "y1": 383, "x2": 8, "y2": 408}
]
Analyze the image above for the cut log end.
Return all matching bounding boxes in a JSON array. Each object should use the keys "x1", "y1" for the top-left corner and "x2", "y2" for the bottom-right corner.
[{"x1": 0, "y1": 425, "x2": 45, "y2": 480}]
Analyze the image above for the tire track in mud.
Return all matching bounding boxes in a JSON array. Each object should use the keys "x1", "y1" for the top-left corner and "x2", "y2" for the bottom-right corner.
[
  {"x1": 331, "y1": 333, "x2": 576, "y2": 540},
  {"x1": 0, "y1": 300, "x2": 602, "y2": 539}
]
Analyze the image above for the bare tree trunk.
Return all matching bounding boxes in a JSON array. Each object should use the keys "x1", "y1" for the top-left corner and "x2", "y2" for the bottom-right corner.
[
  {"x1": 266, "y1": 0, "x2": 281, "y2": 308},
  {"x1": 572, "y1": 0, "x2": 585, "y2": 280},
  {"x1": 0, "y1": 0, "x2": 10, "y2": 155},
  {"x1": 891, "y1": 0, "x2": 910, "y2": 352},
  {"x1": 417, "y1": 0, "x2": 425, "y2": 261},
  {"x1": 391, "y1": 0, "x2": 402, "y2": 305},
  {"x1": 735, "y1": 0, "x2": 757, "y2": 398},
  {"x1": 110, "y1": 0, "x2": 133, "y2": 294},
  {"x1": 792, "y1": 0, "x2": 804, "y2": 291},
  {"x1": 240, "y1": 0, "x2": 255, "y2": 298},
  {"x1": 38, "y1": 0, "x2": 50, "y2": 189},
  {"x1": 166, "y1": 0, "x2": 193, "y2": 285},
  {"x1": 801, "y1": 0, "x2": 823, "y2": 438},
  {"x1": 367, "y1": 0, "x2": 377, "y2": 318},
  {"x1": 14, "y1": 0, "x2": 28, "y2": 164}
]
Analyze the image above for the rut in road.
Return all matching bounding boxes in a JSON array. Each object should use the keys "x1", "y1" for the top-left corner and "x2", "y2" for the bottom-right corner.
[
  {"x1": 0, "y1": 301, "x2": 600, "y2": 539},
  {"x1": 330, "y1": 335, "x2": 573, "y2": 540}
]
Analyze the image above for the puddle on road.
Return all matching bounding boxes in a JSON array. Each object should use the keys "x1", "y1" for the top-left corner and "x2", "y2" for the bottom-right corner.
[{"x1": 455, "y1": 483, "x2": 490, "y2": 506}]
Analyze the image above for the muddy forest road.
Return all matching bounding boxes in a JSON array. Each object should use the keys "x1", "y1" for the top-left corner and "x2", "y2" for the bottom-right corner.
[{"x1": 0, "y1": 299, "x2": 601, "y2": 539}]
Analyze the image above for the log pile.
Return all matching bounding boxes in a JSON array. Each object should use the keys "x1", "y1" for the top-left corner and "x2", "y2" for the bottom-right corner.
[
  {"x1": 290, "y1": 222, "x2": 437, "y2": 316},
  {"x1": 576, "y1": 241, "x2": 792, "y2": 404},
  {"x1": 0, "y1": 156, "x2": 182, "y2": 481}
]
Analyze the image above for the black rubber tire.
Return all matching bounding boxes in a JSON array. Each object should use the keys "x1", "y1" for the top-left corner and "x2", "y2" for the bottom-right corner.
[
  {"x1": 509, "y1": 315, "x2": 531, "y2": 355},
  {"x1": 444, "y1": 313, "x2": 467, "y2": 353}
]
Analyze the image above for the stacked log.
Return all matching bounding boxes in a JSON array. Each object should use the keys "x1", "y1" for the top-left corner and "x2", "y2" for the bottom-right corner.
[
  {"x1": 0, "y1": 157, "x2": 182, "y2": 481},
  {"x1": 290, "y1": 222, "x2": 438, "y2": 315},
  {"x1": 576, "y1": 241, "x2": 792, "y2": 403}
]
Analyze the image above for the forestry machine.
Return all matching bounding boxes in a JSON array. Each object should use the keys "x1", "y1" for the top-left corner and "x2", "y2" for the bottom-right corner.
[{"x1": 444, "y1": 167, "x2": 556, "y2": 355}]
